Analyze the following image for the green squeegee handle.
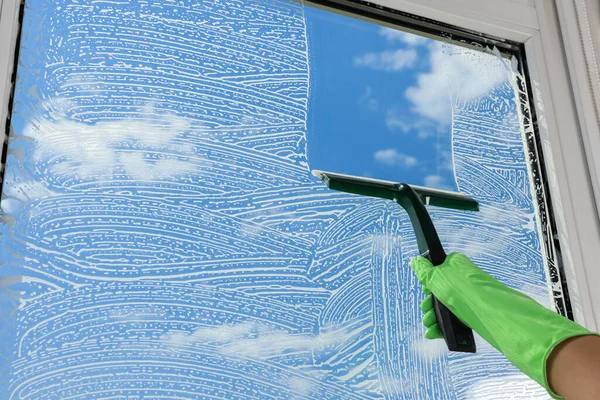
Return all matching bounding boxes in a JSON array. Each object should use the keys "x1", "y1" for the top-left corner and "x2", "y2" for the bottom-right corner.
[{"x1": 395, "y1": 184, "x2": 476, "y2": 353}]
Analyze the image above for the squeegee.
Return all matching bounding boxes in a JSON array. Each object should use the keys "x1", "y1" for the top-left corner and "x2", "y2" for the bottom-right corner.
[{"x1": 312, "y1": 170, "x2": 479, "y2": 353}]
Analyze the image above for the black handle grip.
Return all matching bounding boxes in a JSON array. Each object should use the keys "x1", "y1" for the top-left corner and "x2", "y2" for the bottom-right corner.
[
  {"x1": 431, "y1": 293, "x2": 476, "y2": 353},
  {"x1": 394, "y1": 184, "x2": 476, "y2": 353}
]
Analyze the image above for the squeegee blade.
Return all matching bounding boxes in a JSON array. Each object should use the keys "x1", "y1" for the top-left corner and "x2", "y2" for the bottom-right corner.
[
  {"x1": 410, "y1": 186, "x2": 479, "y2": 211},
  {"x1": 312, "y1": 170, "x2": 397, "y2": 200},
  {"x1": 312, "y1": 170, "x2": 478, "y2": 211}
]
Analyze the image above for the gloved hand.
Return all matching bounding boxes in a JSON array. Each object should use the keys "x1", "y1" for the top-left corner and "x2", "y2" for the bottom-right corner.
[{"x1": 410, "y1": 252, "x2": 595, "y2": 399}]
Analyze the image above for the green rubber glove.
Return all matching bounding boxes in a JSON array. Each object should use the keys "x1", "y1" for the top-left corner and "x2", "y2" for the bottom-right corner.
[{"x1": 410, "y1": 252, "x2": 595, "y2": 399}]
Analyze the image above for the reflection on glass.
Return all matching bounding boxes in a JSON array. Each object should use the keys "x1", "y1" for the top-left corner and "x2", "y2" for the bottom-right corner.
[{"x1": 0, "y1": 0, "x2": 550, "y2": 398}]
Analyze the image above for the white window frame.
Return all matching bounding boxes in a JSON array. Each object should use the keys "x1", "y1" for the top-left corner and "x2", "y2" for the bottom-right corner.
[
  {"x1": 0, "y1": 0, "x2": 21, "y2": 160},
  {"x1": 1, "y1": 0, "x2": 599, "y2": 330}
]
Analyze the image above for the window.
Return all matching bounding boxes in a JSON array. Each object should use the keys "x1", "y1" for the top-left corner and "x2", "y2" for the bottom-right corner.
[{"x1": 0, "y1": 0, "x2": 582, "y2": 398}]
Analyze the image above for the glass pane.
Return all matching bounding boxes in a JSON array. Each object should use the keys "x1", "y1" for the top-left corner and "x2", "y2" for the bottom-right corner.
[{"x1": 0, "y1": 0, "x2": 552, "y2": 398}]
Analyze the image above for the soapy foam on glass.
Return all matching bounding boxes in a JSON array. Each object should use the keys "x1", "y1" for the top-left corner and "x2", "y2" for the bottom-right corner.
[{"x1": 0, "y1": 0, "x2": 553, "y2": 398}]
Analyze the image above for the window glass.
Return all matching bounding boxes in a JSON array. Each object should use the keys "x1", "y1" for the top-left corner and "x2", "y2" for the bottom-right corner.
[{"x1": 1, "y1": 0, "x2": 552, "y2": 398}]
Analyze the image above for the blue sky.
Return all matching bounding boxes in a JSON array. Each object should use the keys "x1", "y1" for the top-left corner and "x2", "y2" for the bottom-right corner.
[{"x1": 305, "y1": 6, "x2": 454, "y2": 189}]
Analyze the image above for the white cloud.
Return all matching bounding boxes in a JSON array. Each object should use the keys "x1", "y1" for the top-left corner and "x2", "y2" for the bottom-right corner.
[
  {"x1": 221, "y1": 326, "x2": 348, "y2": 359},
  {"x1": 162, "y1": 323, "x2": 347, "y2": 397},
  {"x1": 358, "y1": 86, "x2": 379, "y2": 112},
  {"x1": 379, "y1": 27, "x2": 429, "y2": 46},
  {"x1": 405, "y1": 43, "x2": 508, "y2": 125},
  {"x1": 162, "y1": 322, "x2": 264, "y2": 346},
  {"x1": 353, "y1": 49, "x2": 417, "y2": 71},
  {"x1": 385, "y1": 112, "x2": 413, "y2": 133},
  {"x1": 385, "y1": 109, "x2": 443, "y2": 139},
  {"x1": 162, "y1": 322, "x2": 355, "y2": 360},
  {"x1": 1, "y1": 199, "x2": 19, "y2": 214},
  {"x1": 374, "y1": 148, "x2": 417, "y2": 168},
  {"x1": 423, "y1": 174, "x2": 452, "y2": 190},
  {"x1": 25, "y1": 103, "x2": 201, "y2": 182}
]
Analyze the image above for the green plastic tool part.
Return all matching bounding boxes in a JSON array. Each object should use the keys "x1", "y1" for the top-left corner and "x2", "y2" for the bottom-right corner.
[{"x1": 312, "y1": 169, "x2": 479, "y2": 353}]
